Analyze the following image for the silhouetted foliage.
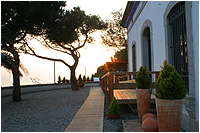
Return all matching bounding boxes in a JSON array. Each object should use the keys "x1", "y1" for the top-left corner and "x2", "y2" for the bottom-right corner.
[
  {"x1": 57, "y1": 75, "x2": 62, "y2": 83},
  {"x1": 83, "y1": 75, "x2": 86, "y2": 82},
  {"x1": 1, "y1": 1, "x2": 66, "y2": 101},
  {"x1": 101, "y1": 9, "x2": 128, "y2": 61},
  {"x1": 94, "y1": 65, "x2": 107, "y2": 77},
  {"x1": 101, "y1": 9, "x2": 127, "y2": 50},
  {"x1": 87, "y1": 76, "x2": 90, "y2": 82},
  {"x1": 78, "y1": 74, "x2": 84, "y2": 83},
  {"x1": 114, "y1": 47, "x2": 128, "y2": 60},
  {"x1": 62, "y1": 77, "x2": 66, "y2": 83},
  {"x1": 1, "y1": 52, "x2": 29, "y2": 76},
  {"x1": 91, "y1": 74, "x2": 94, "y2": 82},
  {"x1": 23, "y1": 7, "x2": 107, "y2": 90}
]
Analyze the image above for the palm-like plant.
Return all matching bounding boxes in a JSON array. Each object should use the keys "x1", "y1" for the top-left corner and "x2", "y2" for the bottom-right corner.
[{"x1": 1, "y1": 51, "x2": 29, "y2": 77}]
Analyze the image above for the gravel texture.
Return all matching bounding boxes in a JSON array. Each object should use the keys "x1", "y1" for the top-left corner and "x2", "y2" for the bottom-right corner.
[{"x1": 1, "y1": 86, "x2": 90, "y2": 132}]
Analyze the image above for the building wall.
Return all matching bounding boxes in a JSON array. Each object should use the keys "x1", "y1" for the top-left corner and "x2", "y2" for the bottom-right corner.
[
  {"x1": 192, "y1": 1, "x2": 199, "y2": 121},
  {"x1": 128, "y1": 1, "x2": 168, "y2": 72},
  {"x1": 126, "y1": 1, "x2": 199, "y2": 131}
]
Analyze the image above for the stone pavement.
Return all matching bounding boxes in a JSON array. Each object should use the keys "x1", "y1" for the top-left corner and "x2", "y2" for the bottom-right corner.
[
  {"x1": 122, "y1": 119, "x2": 143, "y2": 132},
  {"x1": 65, "y1": 87, "x2": 104, "y2": 132}
]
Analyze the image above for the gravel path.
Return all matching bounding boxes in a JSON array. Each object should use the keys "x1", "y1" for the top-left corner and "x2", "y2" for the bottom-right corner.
[{"x1": 1, "y1": 87, "x2": 90, "y2": 132}]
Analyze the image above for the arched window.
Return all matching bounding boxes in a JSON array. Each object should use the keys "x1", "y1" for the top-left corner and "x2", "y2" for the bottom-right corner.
[
  {"x1": 132, "y1": 42, "x2": 136, "y2": 72},
  {"x1": 167, "y1": 2, "x2": 189, "y2": 93}
]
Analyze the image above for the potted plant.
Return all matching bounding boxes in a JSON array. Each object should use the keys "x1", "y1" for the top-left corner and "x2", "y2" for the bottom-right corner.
[
  {"x1": 87, "y1": 76, "x2": 90, "y2": 82},
  {"x1": 135, "y1": 66, "x2": 152, "y2": 122},
  {"x1": 91, "y1": 74, "x2": 94, "y2": 82},
  {"x1": 155, "y1": 60, "x2": 186, "y2": 132},
  {"x1": 83, "y1": 75, "x2": 86, "y2": 82},
  {"x1": 62, "y1": 77, "x2": 66, "y2": 83},
  {"x1": 77, "y1": 74, "x2": 85, "y2": 88},
  {"x1": 99, "y1": 75, "x2": 102, "y2": 86},
  {"x1": 99, "y1": 75, "x2": 102, "y2": 81},
  {"x1": 107, "y1": 97, "x2": 120, "y2": 119},
  {"x1": 57, "y1": 75, "x2": 62, "y2": 83},
  {"x1": 66, "y1": 79, "x2": 70, "y2": 83}
]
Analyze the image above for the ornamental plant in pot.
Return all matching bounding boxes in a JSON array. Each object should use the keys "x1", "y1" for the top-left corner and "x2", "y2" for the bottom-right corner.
[
  {"x1": 107, "y1": 97, "x2": 120, "y2": 119},
  {"x1": 135, "y1": 66, "x2": 152, "y2": 122},
  {"x1": 87, "y1": 76, "x2": 90, "y2": 82},
  {"x1": 91, "y1": 74, "x2": 94, "y2": 82},
  {"x1": 155, "y1": 60, "x2": 186, "y2": 132},
  {"x1": 77, "y1": 74, "x2": 85, "y2": 88},
  {"x1": 83, "y1": 75, "x2": 86, "y2": 82}
]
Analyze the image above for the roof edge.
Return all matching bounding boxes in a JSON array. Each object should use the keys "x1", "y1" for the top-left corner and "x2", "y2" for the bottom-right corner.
[{"x1": 121, "y1": 1, "x2": 140, "y2": 28}]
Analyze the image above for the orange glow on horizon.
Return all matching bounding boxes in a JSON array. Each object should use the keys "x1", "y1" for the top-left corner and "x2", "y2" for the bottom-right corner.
[{"x1": 1, "y1": 34, "x2": 116, "y2": 86}]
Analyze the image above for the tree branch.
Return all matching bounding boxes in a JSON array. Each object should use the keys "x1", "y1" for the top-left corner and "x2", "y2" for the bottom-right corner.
[
  {"x1": 25, "y1": 42, "x2": 71, "y2": 68},
  {"x1": 74, "y1": 34, "x2": 88, "y2": 50},
  {"x1": 43, "y1": 40, "x2": 72, "y2": 55},
  {"x1": 13, "y1": 31, "x2": 27, "y2": 45}
]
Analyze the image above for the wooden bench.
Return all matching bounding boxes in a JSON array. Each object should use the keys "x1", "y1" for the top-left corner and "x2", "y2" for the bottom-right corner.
[
  {"x1": 114, "y1": 89, "x2": 155, "y2": 104},
  {"x1": 101, "y1": 71, "x2": 160, "y2": 103}
]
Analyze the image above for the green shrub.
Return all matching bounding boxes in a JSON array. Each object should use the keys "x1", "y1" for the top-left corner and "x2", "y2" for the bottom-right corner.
[
  {"x1": 83, "y1": 75, "x2": 86, "y2": 82},
  {"x1": 108, "y1": 97, "x2": 120, "y2": 115},
  {"x1": 78, "y1": 74, "x2": 84, "y2": 83},
  {"x1": 99, "y1": 75, "x2": 102, "y2": 81},
  {"x1": 87, "y1": 76, "x2": 90, "y2": 82},
  {"x1": 66, "y1": 79, "x2": 70, "y2": 83},
  {"x1": 155, "y1": 60, "x2": 186, "y2": 99},
  {"x1": 58, "y1": 75, "x2": 62, "y2": 83},
  {"x1": 91, "y1": 74, "x2": 94, "y2": 82},
  {"x1": 135, "y1": 66, "x2": 152, "y2": 89},
  {"x1": 62, "y1": 77, "x2": 66, "y2": 83}
]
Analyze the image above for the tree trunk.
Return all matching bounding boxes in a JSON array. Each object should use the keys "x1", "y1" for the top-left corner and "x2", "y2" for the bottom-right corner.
[
  {"x1": 12, "y1": 69, "x2": 21, "y2": 101},
  {"x1": 12, "y1": 49, "x2": 21, "y2": 101},
  {"x1": 70, "y1": 66, "x2": 79, "y2": 90}
]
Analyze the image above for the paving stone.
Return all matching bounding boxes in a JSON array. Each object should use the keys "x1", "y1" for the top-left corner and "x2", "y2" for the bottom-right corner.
[
  {"x1": 65, "y1": 87, "x2": 104, "y2": 132},
  {"x1": 86, "y1": 96, "x2": 104, "y2": 101},
  {"x1": 81, "y1": 101, "x2": 104, "y2": 108},
  {"x1": 65, "y1": 126, "x2": 102, "y2": 132},
  {"x1": 77, "y1": 107, "x2": 104, "y2": 116},
  {"x1": 122, "y1": 119, "x2": 143, "y2": 132},
  {"x1": 69, "y1": 115, "x2": 103, "y2": 127}
]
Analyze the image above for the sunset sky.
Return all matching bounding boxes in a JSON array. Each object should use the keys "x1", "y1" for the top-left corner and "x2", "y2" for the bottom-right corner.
[{"x1": 1, "y1": 0, "x2": 128, "y2": 87}]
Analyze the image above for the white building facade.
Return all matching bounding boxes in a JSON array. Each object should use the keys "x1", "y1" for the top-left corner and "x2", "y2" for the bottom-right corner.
[{"x1": 121, "y1": 1, "x2": 199, "y2": 131}]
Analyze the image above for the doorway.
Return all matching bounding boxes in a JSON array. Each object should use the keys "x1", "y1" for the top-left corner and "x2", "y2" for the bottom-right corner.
[{"x1": 142, "y1": 27, "x2": 152, "y2": 72}]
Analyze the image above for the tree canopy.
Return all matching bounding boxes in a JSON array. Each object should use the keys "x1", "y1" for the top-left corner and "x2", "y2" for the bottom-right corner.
[
  {"x1": 114, "y1": 47, "x2": 128, "y2": 60},
  {"x1": 1, "y1": 1, "x2": 66, "y2": 101},
  {"x1": 2, "y1": 1, "x2": 66, "y2": 47},
  {"x1": 1, "y1": 1, "x2": 107, "y2": 95},
  {"x1": 101, "y1": 9, "x2": 127, "y2": 50},
  {"x1": 22, "y1": 6, "x2": 107, "y2": 90}
]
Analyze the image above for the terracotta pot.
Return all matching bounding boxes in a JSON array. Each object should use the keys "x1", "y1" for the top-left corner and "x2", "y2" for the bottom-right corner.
[
  {"x1": 77, "y1": 82, "x2": 85, "y2": 88},
  {"x1": 155, "y1": 97, "x2": 183, "y2": 132},
  {"x1": 107, "y1": 113, "x2": 120, "y2": 119},
  {"x1": 136, "y1": 88, "x2": 151, "y2": 122}
]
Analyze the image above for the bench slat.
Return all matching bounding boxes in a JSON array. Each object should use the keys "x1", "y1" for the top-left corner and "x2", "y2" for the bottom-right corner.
[
  {"x1": 114, "y1": 83, "x2": 155, "y2": 89},
  {"x1": 113, "y1": 89, "x2": 155, "y2": 104},
  {"x1": 114, "y1": 83, "x2": 137, "y2": 89}
]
